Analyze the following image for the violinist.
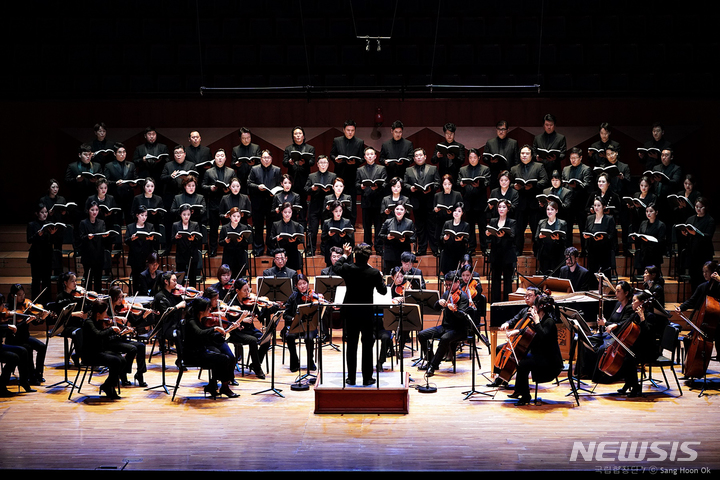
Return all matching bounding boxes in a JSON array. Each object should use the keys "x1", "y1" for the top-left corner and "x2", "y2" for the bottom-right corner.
[
  {"x1": 282, "y1": 274, "x2": 319, "y2": 373},
  {"x1": 399, "y1": 251, "x2": 426, "y2": 290},
  {"x1": 219, "y1": 208, "x2": 251, "y2": 279},
  {"x1": 417, "y1": 271, "x2": 470, "y2": 377},
  {"x1": 508, "y1": 294, "x2": 563, "y2": 406},
  {"x1": 153, "y1": 272, "x2": 187, "y2": 341},
  {"x1": 82, "y1": 300, "x2": 127, "y2": 399},
  {"x1": 210, "y1": 264, "x2": 235, "y2": 302},
  {"x1": 202, "y1": 287, "x2": 243, "y2": 372},
  {"x1": 262, "y1": 248, "x2": 297, "y2": 282},
  {"x1": 320, "y1": 246, "x2": 343, "y2": 276},
  {"x1": 5, "y1": 284, "x2": 47, "y2": 385},
  {"x1": 125, "y1": 204, "x2": 159, "y2": 294},
  {"x1": 54, "y1": 271, "x2": 90, "y2": 365},
  {"x1": 487, "y1": 286, "x2": 541, "y2": 388},
  {"x1": 227, "y1": 278, "x2": 274, "y2": 379},
  {"x1": 389, "y1": 266, "x2": 410, "y2": 303},
  {"x1": 1, "y1": 294, "x2": 35, "y2": 396},
  {"x1": 181, "y1": 296, "x2": 238, "y2": 399},
  {"x1": 459, "y1": 264, "x2": 483, "y2": 326},
  {"x1": 108, "y1": 286, "x2": 148, "y2": 387}
]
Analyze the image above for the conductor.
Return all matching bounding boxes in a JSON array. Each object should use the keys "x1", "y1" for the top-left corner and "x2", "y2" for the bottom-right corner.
[{"x1": 332, "y1": 242, "x2": 388, "y2": 386}]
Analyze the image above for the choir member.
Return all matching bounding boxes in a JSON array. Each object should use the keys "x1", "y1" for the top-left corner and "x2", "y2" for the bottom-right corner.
[
  {"x1": 679, "y1": 197, "x2": 716, "y2": 291},
  {"x1": 201, "y1": 148, "x2": 235, "y2": 257},
  {"x1": 379, "y1": 120, "x2": 414, "y2": 193},
  {"x1": 458, "y1": 148, "x2": 490, "y2": 252},
  {"x1": 321, "y1": 200, "x2": 355, "y2": 267},
  {"x1": 433, "y1": 174, "x2": 463, "y2": 248},
  {"x1": 510, "y1": 145, "x2": 548, "y2": 255},
  {"x1": 588, "y1": 122, "x2": 620, "y2": 168},
  {"x1": 218, "y1": 208, "x2": 251, "y2": 279},
  {"x1": 379, "y1": 200, "x2": 417, "y2": 274},
  {"x1": 649, "y1": 148, "x2": 683, "y2": 218},
  {"x1": 103, "y1": 142, "x2": 137, "y2": 225},
  {"x1": 231, "y1": 127, "x2": 262, "y2": 196},
  {"x1": 91, "y1": 122, "x2": 114, "y2": 167},
  {"x1": 439, "y1": 202, "x2": 470, "y2": 275},
  {"x1": 247, "y1": 149, "x2": 282, "y2": 256},
  {"x1": 431, "y1": 122, "x2": 465, "y2": 183},
  {"x1": 269, "y1": 202, "x2": 305, "y2": 272},
  {"x1": 271, "y1": 174, "x2": 302, "y2": 222},
  {"x1": 131, "y1": 177, "x2": 165, "y2": 227},
  {"x1": 637, "y1": 122, "x2": 671, "y2": 171},
  {"x1": 172, "y1": 205, "x2": 202, "y2": 288},
  {"x1": 583, "y1": 196, "x2": 617, "y2": 280},
  {"x1": 356, "y1": 146, "x2": 387, "y2": 254},
  {"x1": 633, "y1": 203, "x2": 666, "y2": 275},
  {"x1": 404, "y1": 147, "x2": 440, "y2": 256},
  {"x1": 535, "y1": 201, "x2": 568, "y2": 275},
  {"x1": 304, "y1": 155, "x2": 337, "y2": 256},
  {"x1": 282, "y1": 126, "x2": 315, "y2": 225},
  {"x1": 532, "y1": 114, "x2": 567, "y2": 178},
  {"x1": 170, "y1": 174, "x2": 207, "y2": 225},
  {"x1": 486, "y1": 199, "x2": 517, "y2": 303},
  {"x1": 185, "y1": 130, "x2": 212, "y2": 180},
  {"x1": 380, "y1": 177, "x2": 412, "y2": 219},
  {"x1": 79, "y1": 201, "x2": 109, "y2": 293},
  {"x1": 540, "y1": 170, "x2": 574, "y2": 245},
  {"x1": 487, "y1": 170, "x2": 519, "y2": 220},
  {"x1": 218, "y1": 177, "x2": 252, "y2": 226},
  {"x1": 125, "y1": 205, "x2": 159, "y2": 295},
  {"x1": 562, "y1": 148, "x2": 594, "y2": 248},
  {"x1": 323, "y1": 177, "x2": 352, "y2": 221},
  {"x1": 330, "y1": 120, "x2": 364, "y2": 225},
  {"x1": 65, "y1": 143, "x2": 103, "y2": 207},
  {"x1": 132, "y1": 127, "x2": 169, "y2": 182},
  {"x1": 483, "y1": 120, "x2": 520, "y2": 189},
  {"x1": 27, "y1": 203, "x2": 59, "y2": 305}
]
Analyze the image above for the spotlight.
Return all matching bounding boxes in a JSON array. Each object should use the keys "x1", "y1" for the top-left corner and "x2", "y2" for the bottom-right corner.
[{"x1": 377, "y1": 39, "x2": 381, "y2": 52}]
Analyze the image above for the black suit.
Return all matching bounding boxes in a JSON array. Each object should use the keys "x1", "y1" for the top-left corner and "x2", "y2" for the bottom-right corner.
[{"x1": 332, "y1": 254, "x2": 388, "y2": 384}]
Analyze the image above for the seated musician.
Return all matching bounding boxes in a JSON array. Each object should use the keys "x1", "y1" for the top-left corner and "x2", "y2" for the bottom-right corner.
[
  {"x1": 282, "y1": 274, "x2": 320, "y2": 373},
  {"x1": 399, "y1": 251, "x2": 426, "y2": 289},
  {"x1": 54, "y1": 271, "x2": 90, "y2": 366},
  {"x1": 153, "y1": 272, "x2": 187, "y2": 343},
  {"x1": 82, "y1": 300, "x2": 127, "y2": 399},
  {"x1": 1, "y1": 294, "x2": 35, "y2": 396},
  {"x1": 487, "y1": 286, "x2": 540, "y2": 388},
  {"x1": 262, "y1": 248, "x2": 297, "y2": 284},
  {"x1": 508, "y1": 294, "x2": 564, "y2": 406},
  {"x1": 5, "y1": 284, "x2": 48, "y2": 385},
  {"x1": 320, "y1": 246, "x2": 343, "y2": 276},
  {"x1": 459, "y1": 263, "x2": 483, "y2": 327},
  {"x1": 107, "y1": 286, "x2": 149, "y2": 387},
  {"x1": 417, "y1": 271, "x2": 471, "y2": 377},
  {"x1": 137, "y1": 252, "x2": 164, "y2": 298},
  {"x1": 181, "y1": 296, "x2": 238, "y2": 399},
  {"x1": 558, "y1": 247, "x2": 591, "y2": 292}
]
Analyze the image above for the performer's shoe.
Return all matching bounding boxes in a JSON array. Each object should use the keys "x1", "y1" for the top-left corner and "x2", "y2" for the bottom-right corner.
[
  {"x1": 507, "y1": 391, "x2": 522, "y2": 399},
  {"x1": 426, "y1": 366, "x2": 436, "y2": 377},
  {"x1": 203, "y1": 384, "x2": 218, "y2": 400},
  {"x1": 363, "y1": 378, "x2": 376, "y2": 386},
  {"x1": 20, "y1": 383, "x2": 37, "y2": 393},
  {"x1": 487, "y1": 378, "x2": 507, "y2": 388},
  {"x1": 134, "y1": 373, "x2": 147, "y2": 388},
  {"x1": 100, "y1": 384, "x2": 120, "y2": 399},
  {"x1": 627, "y1": 387, "x2": 642, "y2": 398},
  {"x1": 515, "y1": 395, "x2": 532, "y2": 406},
  {"x1": 345, "y1": 378, "x2": 356, "y2": 386},
  {"x1": 219, "y1": 385, "x2": 239, "y2": 398}
]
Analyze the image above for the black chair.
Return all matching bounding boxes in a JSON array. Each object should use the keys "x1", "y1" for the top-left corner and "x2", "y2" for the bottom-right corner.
[
  {"x1": 642, "y1": 323, "x2": 683, "y2": 396},
  {"x1": 170, "y1": 319, "x2": 211, "y2": 401}
]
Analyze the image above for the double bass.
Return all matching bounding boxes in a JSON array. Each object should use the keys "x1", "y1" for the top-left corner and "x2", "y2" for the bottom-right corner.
[
  {"x1": 681, "y1": 296, "x2": 720, "y2": 378},
  {"x1": 493, "y1": 310, "x2": 536, "y2": 383},
  {"x1": 597, "y1": 314, "x2": 641, "y2": 377}
]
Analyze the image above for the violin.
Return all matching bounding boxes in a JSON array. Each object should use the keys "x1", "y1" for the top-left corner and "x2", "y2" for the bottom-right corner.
[
  {"x1": 301, "y1": 289, "x2": 327, "y2": 304},
  {"x1": 72, "y1": 286, "x2": 107, "y2": 302},
  {"x1": 173, "y1": 285, "x2": 202, "y2": 298},
  {"x1": 241, "y1": 293, "x2": 282, "y2": 309}
]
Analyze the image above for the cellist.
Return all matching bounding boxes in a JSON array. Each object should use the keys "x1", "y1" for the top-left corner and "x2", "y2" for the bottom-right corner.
[
  {"x1": 508, "y1": 294, "x2": 563, "y2": 406},
  {"x1": 486, "y1": 286, "x2": 540, "y2": 388}
]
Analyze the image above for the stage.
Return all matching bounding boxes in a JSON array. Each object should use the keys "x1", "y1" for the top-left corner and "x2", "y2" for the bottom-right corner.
[{"x1": 0, "y1": 331, "x2": 719, "y2": 473}]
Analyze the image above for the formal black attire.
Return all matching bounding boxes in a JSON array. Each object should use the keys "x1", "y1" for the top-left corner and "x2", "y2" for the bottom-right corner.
[
  {"x1": 418, "y1": 289, "x2": 470, "y2": 371},
  {"x1": 330, "y1": 135, "x2": 364, "y2": 226},
  {"x1": 81, "y1": 317, "x2": 127, "y2": 391},
  {"x1": 558, "y1": 264, "x2": 592, "y2": 292},
  {"x1": 404, "y1": 164, "x2": 440, "y2": 255},
  {"x1": 282, "y1": 289, "x2": 318, "y2": 371},
  {"x1": 304, "y1": 170, "x2": 337, "y2": 256},
  {"x1": 633, "y1": 219, "x2": 667, "y2": 273},
  {"x1": 132, "y1": 141, "x2": 168, "y2": 182},
  {"x1": 681, "y1": 214, "x2": 716, "y2": 291},
  {"x1": 283, "y1": 142, "x2": 315, "y2": 225},
  {"x1": 331, "y1": 254, "x2": 388, "y2": 385},
  {"x1": 356, "y1": 162, "x2": 387, "y2": 251},
  {"x1": 231, "y1": 142, "x2": 262, "y2": 195},
  {"x1": 583, "y1": 214, "x2": 617, "y2": 280},
  {"x1": 79, "y1": 217, "x2": 107, "y2": 293},
  {"x1": 379, "y1": 216, "x2": 416, "y2": 273},
  {"x1": 562, "y1": 162, "x2": 594, "y2": 246},
  {"x1": 269, "y1": 219, "x2": 305, "y2": 272},
  {"x1": 483, "y1": 136, "x2": 520, "y2": 189},
  {"x1": 170, "y1": 191, "x2": 207, "y2": 225},
  {"x1": 321, "y1": 217, "x2": 354, "y2": 267},
  {"x1": 182, "y1": 315, "x2": 235, "y2": 384},
  {"x1": 510, "y1": 161, "x2": 549, "y2": 254},
  {"x1": 431, "y1": 140, "x2": 465, "y2": 184},
  {"x1": 219, "y1": 222, "x2": 251, "y2": 278},
  {"x1": 458, "y1": 163, "x2": 490, "y2": 251},
  {"x1": 27, "y1": 219, "x2": 58, "y2": 305},
  {"x1": 171, "y1": 220, "x2": 202, "y2": 288},
  {"x1": 487, "y1": 217, "x2": 517, "y2": 303},
  {"x1": 247, "y1": 163, "x2": 282, "y2": 255},
  {"x1": 532, "y1": 131, "x2": 567, "y2": 178},
  {"x1": 379, "y1": 137, "x2": 414, "y2": 193},
  {"x1": 104, "y1": 159, "x2": 137, "y2": 225},
  {"x1": 440, "y1": 220, "x2": 470, "y2": 275},
  {"x1": 201, "y1": 164, "x2": 235, "y2": 255},
  {"x1": 512, "y1": 312, "x2": 564, "y2": 397},
  {"x1": 534, "y1": 218, "x2": 568, "y2": 275}
]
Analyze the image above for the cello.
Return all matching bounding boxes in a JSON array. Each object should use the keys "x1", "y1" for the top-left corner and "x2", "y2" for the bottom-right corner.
[
  {"x1": 493, "y1": 309, "x2": 537, "y2": 383},
  {"x1": 680, "y1": 296, "x2": 720, "y2": 379}
]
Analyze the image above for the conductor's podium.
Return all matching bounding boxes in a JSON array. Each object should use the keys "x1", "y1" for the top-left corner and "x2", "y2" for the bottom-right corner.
[{"x1": 314, "y1": 372, "x2": 410, "y2": 414}]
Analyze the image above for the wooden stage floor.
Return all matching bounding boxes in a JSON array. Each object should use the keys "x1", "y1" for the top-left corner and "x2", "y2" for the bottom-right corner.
[{"x1": 1, "y1": 331, "x2": 719, "y2": 473}]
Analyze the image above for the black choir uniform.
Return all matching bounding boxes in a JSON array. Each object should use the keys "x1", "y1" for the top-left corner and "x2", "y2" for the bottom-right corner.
[
  {"x1": 185, "y1": 144, "x2": 212, "y2": 183},
  {"x1": 486, "y1": 187, "x2": 519, "y2": 220},
  {"x1": 65, "y1": 159, "x2": 104, "y2": 206},
  {"x1": 650, "y1": 161, "x2": 682, "y2": 220},
  {"x1": 534, "y1": 217, "x2": 568, "y2": 275},
  {"x1": 171, "y1": 220, "x2": 202, "y2": 288},
  {"x1": 356, "y1": 162, "x2": 387, "y2": 252},
  {"x1": 78, "y1": 217, "x2": 107, "y2": 293},
  {"x1": 379, "y1": 216, "x2": 417, "y2": 273},
  {"x1": 322, "y1": 192, "x2": 352, "y2": 221},
  {"x1": 558, "y1": 264, "x2": 592, "y2": 292},
  {"x1": 638, "y1": 137, "x2": 671, "y2": 171},
  {"x1": 218, "y1": 221, "x2": 251, "y2": 278},
  {"x1": 304, "y1": 169, "x2": 337, "y2": 256},
  {"x1": 269, "y1": 219, "x2": 305, "y2": 272},
  {"x1": 331, "y1": 252, "x2": 388, "y2": 385},
  {"x1": 330, "y1": 134, "x2": 365, "y2": 225},
  {"x1": 431, "y1": 140, "x2": 465, "y2": 184},
  {"x1": 532, "y1": 129, "x2": 567, "y2": 178},
  {"x1": 124, "y1": 222, "x2": 159, "y2": 295},
  {"x1": 27, "y1": 219, "x2": 59, "y2": 305},
  {"x1": 283, "y1": 141, "x2": 316, "y2": 226},
  {"x1": 680, "y1": 213, "x2": 716, "y2": 291},
  {"x1": 131, "y1": 193, "x2": 165, "y2": 229},
  {"x1": 562, "y1": 162, "x2": 594, "y2": 246},
  {"x1": 201, "y1": 163, "x2": 235, "y2": 255},
  {"x1": 218, "y1": 191, "x2": 252, "y2": 224},
  {"x1": 540, "y1": 184, "x2": 574, "y2": 246},
  {"x1": 483, "y1": 136, "x2": 520, "y2": 189},
  {"x1": 231, "y1": 142, "x2": 262, "y2": 195},
  {"x1": 91, "y1": 138, "x2": 115, "y2": 167},
  {"x1": 633, "y1": 218, "x2": 666, "y2": 274},
  {"x1": 433, "y1": 190, "x2": 463, "y2": 245},
  {"x1": 379, "y1": 137, "x2": 414, "y2": 193},
  {"x1": 104, "y1": 158, "x2": 137, "y2": 225},
  {"x1": 170, "y1": 191, "x2": 207, "y2": 225},
  {"x1": 247, "y1": 162, "x2": 282, "y2": 256},
  {"x1": 588, "y1": 139, "x2": 620, "y2": 168},
  {"x1": 627, "y1": 192, "x2": 657, "y2": 237},
  {"x1": 321, "y1": 217, "x2": 354, "y2": 267},
  {"x1": 271, "y1": 190, "x2": 302, "y2": 223},
  {"x1": 440, "y1": 220, "x2": 470, "y2": 275},
  {"x1": 161, "y1": 160, "x2": 197, "y2": 216},
  {"x1": 132, "y1": 140, "x2": 168, "y2": 182},
  {"x1": 487, "y1": 217, "x2": 517, "y2": 303},
  {"x1": 458, "y1": 162, "x2": 490, "y2": 252},
  {"x1": 510, "y1": 161, "x2": 549, "y2": 254},
  {"x1": 85, "y1": 194, "x2": 121, "y2": 246},
  {"x1": 404, "y1": 163, "x2": 440, "y2": 255},
  {"x1": 583, "y1": 213, "x2": 617, "y2": 281}
]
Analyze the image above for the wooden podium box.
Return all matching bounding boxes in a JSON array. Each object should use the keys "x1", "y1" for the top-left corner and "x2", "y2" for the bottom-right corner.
[{"x1": 314, "y1": 372, "x2": 410, "y2": 414}]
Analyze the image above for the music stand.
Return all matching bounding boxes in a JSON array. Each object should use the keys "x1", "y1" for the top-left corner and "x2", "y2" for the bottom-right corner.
[
  {"x1": 557, "y1": 305, "x2": 595, "y2": 405},
  {"x1": 288, "y1": 303, "x2": 322, "y2": 391},
  {"x1": 404, "y1": 289, "x2": 440, "y2": 366},
  {"x1": 145, "y1": 307, "x2": 177, "y2": 394},
  {"x1": 257, "y1": 276, "x2": 293, "y2": 304},
  {"x1": 382, "y1": 303, "x2": 422, "y2": 384},
  {"x1": 314, "y1": 275, "x2": 345, "y2": 352},
  {"x1": 460, "y1": 311, "x2": 493, "y2": 400},
  {"x1": 254, "y1": 311, "x2": 284, "y2": 398},
  {"x1": 46, "y1": 303, "x2": 77, "y2": 389}
]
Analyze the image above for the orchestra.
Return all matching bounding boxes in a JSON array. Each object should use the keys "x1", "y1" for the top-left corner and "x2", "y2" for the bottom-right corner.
[{"x1": 3, "y1": 117, "x2": 717, "y2": 409}]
